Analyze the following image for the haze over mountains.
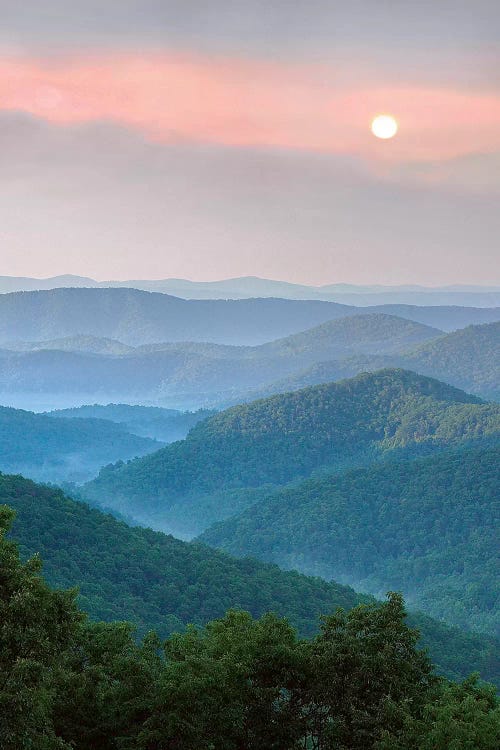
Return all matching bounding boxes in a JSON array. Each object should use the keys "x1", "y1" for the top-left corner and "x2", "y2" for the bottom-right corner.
[
  {"x1": 201, "y1": 446, "x2": 500, "y2": 638},
  {"x1": 1, "y1": 274, "x2": 500, "y2": 307},
  {"x1": 2, "y1": 288, "x2": 500, "y2": 354},
  {"x1": 3, "y1": 0, "x2": 500, "y2": 740},
  {"x1": 0, "y1": 404, "x2": 163, "y2": 483},
  {"x1": 0, "y1": 277, "x2": 498, "y2": 719},
  {"x1": 1, "y1": 310, "x2": 497, "y2": 411},
  {"x1": 4, "y1": 471, "x2": 498, "y2": 686},
  {"x1": 83, "y1": 370, "x2": 500, "y2": 538}
]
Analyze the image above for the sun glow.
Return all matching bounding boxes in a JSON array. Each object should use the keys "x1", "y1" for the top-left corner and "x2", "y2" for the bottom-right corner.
[{"x1": 371, "y1": 115, "x2": 398, "y2": 139}]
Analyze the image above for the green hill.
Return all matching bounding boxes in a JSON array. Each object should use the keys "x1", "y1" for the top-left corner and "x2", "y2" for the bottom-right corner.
[
  {"x1": 48, "y1": 403, "x2": 215, "y2": 443},
  {"x1": 0, "y1": 313, "x2": 443, "y2": 412},
  {"x1": 83, "y1": 369, "x2": 500, "y2": 537},
  {"x1": 257, "y1": 313, "x2": 441, "y2": 361},
  {"x1": 2, "y1": 315, "x2": 496, "y2": 411},
  {"x1": 0, "y1": 404, "x2": 162, "y2": 483},
  {"x1": 254, "y1": 321, "x2": 500, "y2": 403},
  {"x1": 1, "y1": 288, "x2": 497, "y2": 349},
  {"x1": 2, "y1": 472, "x2": 499, "y2": 684},
  {"x1": 402, "y1": 322, "x2": 500, "y2": 401},
  {"x1": 201, "y1": 446, "x2": 500, "y2": 637},
  {"x1": 6, "y1": 334, "x2": 134, "y2": 355}
]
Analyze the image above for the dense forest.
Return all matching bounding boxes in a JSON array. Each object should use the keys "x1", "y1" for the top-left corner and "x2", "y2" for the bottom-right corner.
[
  {"x1": 249, "y1": 321, "x2": 500, "y2": 404},
  {"x1": 1, "y1": 316, "x2": 498, "y2": 411},
  {"x1": 0, "y1": 314, "x2": 443, "y2": 411},
  {"x1": 0, "y1": 404, "x2": 161, "y2": 483},
  {"x1": 1, "y1": 504, "x2": 499, "y2": 749},
  {"x1": 83, "y1": 369, "x2": 500, "y2": 536},
  {"x1": 257, "y1": 313, "x2": 441, "y2": 359},
  {"x1": 2, "y1": 472, "x2": 499, "y2": 684},
  {"x1": 201, "y1": 446, "x2": 500, "y2": 637},
  {"x1": 48, "y1": 403, "x2": 215, "y2": 443}
]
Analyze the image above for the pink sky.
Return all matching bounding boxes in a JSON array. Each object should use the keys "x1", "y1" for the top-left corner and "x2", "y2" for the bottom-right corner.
[
  {"x1": 2, "y1": 53, "x2": 500, "y2": 163},
  {"x1": 0, "y1": 23, "x2": 498, "y2": 285}
]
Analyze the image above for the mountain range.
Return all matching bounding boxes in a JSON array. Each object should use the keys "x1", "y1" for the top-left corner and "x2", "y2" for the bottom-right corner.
[
  {"x1": 251, "y1": 321, "x2": 500, "y2": 404},
  {"x1": 0, "y1": 288, "x2": 499, "y2": 350},
  {"x1": 3, "y1": 471, "x2": 498, "y2": 685},
  {"x1": 201, "y1": 446, "x2": 500, "y2": 638},
  {"x1": 1, "y1": 274, "x2": 499, "y2": 307},
  {"x1": 82, "y1": 369, "x2": 500, "y2": 538},
  {"x1": 0, "y1": 312, "x2": 498, "y2": 410},
  {"x1": 0, "y1": 404, "x2": 164, "y2": 483}
]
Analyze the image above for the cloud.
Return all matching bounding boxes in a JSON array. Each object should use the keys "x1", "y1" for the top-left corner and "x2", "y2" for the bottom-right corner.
[
  {"x1": 0, "y1": 113, "x2": 497, "y2": 284},
  {"x1": 1, "y1": 2, "x2": 498, "y2": 92},
  {"x1": 1, "y1": 53, "x2": 499, "y2": 161}
]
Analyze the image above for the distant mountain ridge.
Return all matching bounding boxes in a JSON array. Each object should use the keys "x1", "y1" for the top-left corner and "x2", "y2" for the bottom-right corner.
[
  {"x1": 0, "y1": 288, "x2": 498, "y2": 349},
  {"x1": 0, "y1": 314, "x2": 497, "y2": 411},
  {"x1": 255, "y1": 321, "x2": 500, "y2": 404},
  {"x1": 1, "y1": 274, "x2": 499, "y2": 306},
  {"x1": 82, "y1": 369, "x2": 500, "y2": 537}
]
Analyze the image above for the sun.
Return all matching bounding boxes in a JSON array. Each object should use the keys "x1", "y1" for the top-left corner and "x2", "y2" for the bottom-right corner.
[{"x1": 371, "y1": 115, "x2": 398, "y2": 139}]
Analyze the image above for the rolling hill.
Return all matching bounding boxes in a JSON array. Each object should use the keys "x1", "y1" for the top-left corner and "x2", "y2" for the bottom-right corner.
[
  {"x1": 256, "y1": 313, "x2": 442, "y2": 361},
  {"x1": 83, "y1": 370, "x2": 500, "y2": 537},
  {"x1": 0, "y1": 288, "x2": 498, "y2": 350},
  {"x1": 0, "y1": 313, "x2": 444, "y2": 411},
  {"x1": 48, "y1": 403, "x2": 215, "y2": 443},
  {"x1": 0, "y1": 404, "x2": 162, "y2": 483},
  {"x1": 2, "y1": 472, "x2": 499, "y2": 684},
  {"x1": 1, "y1": 314, "x2": 497, "y2": 414},
  {"x1": 0, "y1": 288, "x2": 353, "y2": 346},
  {"x1": 1, "y1": 274, "x2": 499, "y2": 307},
  {"x1": 256, "y1": 321, "x2": 500, "y2": 403},
  {"x1": 402, "y1": 322, "x2": 500, "y2": 401},
  {"x1": 201, "y1": 446, "x2": 500, "y2": 638}
]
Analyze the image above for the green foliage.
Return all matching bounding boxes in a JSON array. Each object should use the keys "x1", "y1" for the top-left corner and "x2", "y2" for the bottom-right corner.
[
  {"x1": 0, "y1": 404, "x2": 161, "y2": 483},
  {"x1": 84, "y1": 369, "x2": 500, "y2": 536},
  {"x1": 2, "y1": 472, "x2": 499, "y2": 684},
  {"x1": 260, "y1": 321, "x2": 500, "y2": 402},
  {"x1": 1, "y1": 472, "x2": 361, "y2": 640},
  {"x1": 202, "y1": 446, "x2": 500, "y2": 637},
  {"x1": 377, "y1": 675, "x2": 500, "y2": 749},
  {"x1": 1, "y1": 524, "x2": 498, "y2": 750},
  {"x1": 48, "y1": 403, "x2": 215, "y2": 443},
  {"x1": 0, "y1": 506, "x2": 82, "y2": 749}
]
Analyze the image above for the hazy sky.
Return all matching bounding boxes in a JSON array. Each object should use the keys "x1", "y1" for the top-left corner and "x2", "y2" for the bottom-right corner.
[{"x1": 1, "y1": 1, "x2": 499, "y2": 284}]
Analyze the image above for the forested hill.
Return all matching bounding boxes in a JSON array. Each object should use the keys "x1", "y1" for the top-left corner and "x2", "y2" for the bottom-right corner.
[
  {"x1": 2, "y1": 472, "x2": 499, "y2": 684},
  {"x1": 83, "y1": 369, "x2": 500, "y2": 537},
  {"x1": 253, "y1": 320, "x2": 500, "y2": 403},
  {"x1": 1, "y1": 314, "x2": 497, "y2": 410},
  {"x1": 0, "y1": 405, "x2": 161, "y2": 483},
  {"x1": 402, "y1": 321, "x2": 500, "y2": 401},
  {"x1": 48, "y1": 403, "x2": 215, "y2": 443},
  {"x1": 256, "y1": 313, "x2": 441, "y2": 360},
  {"x1": 201, "y1": 446, "x2": 500, "y2": 638},
  {"x1": 0, "y1": 288, "x2": 351, "y2": 346},
  {"x1": 0, "y1": 313, "x2": 444, "y2": 412},
  {"x1": 0, "y1": 288, "x2": 498, "y2": 347}
]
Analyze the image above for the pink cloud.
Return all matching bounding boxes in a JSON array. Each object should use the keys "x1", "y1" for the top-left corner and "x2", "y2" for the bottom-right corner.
[{"x1": 1, "y1": 52, "x2": 499, "y2": 161}]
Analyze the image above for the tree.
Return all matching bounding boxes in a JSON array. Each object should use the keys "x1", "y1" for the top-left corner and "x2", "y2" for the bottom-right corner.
[
  {"x1": 137, "y1": 610, "x2": 306, "y2": 750},
  {"x1": 0, "y1": 506, "x2": 81, "y2": 750},
  {"x1": 377, "y1": 675, "x2": 500, "y2": 750},
  {"x1": 303, "y1": 593, "x2": 434, "y2": 749}
]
